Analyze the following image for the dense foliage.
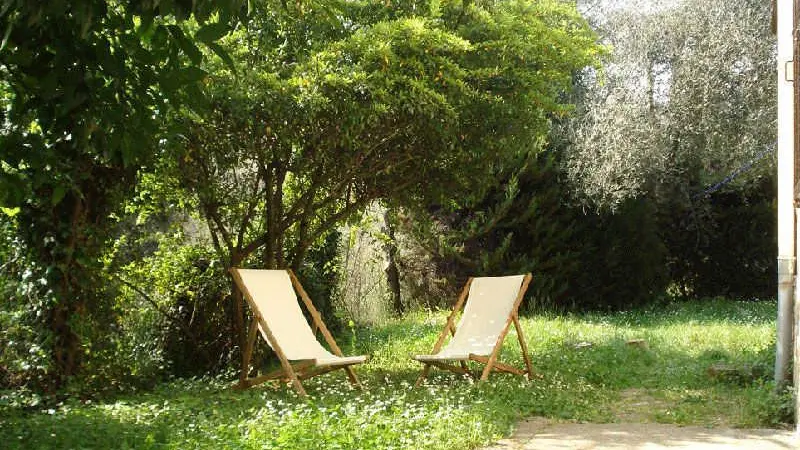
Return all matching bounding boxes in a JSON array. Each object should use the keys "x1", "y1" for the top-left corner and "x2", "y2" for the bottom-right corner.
[
  {"x1": 0, "y1": 0, "x2": 243, "y2": 387},
  {"x1": 661, "y1": 177, "x2": 777, "y2": 299},
  {"x1": 131, "y1": 0, "x2": 602, "y2": 374},
  {"x1": 567, "y1": 0, "x2": 775, "y2": 207},
  {"x1": 397, "y1": 148, "x2": 670, "y2": 311},
  {"x1": 161, "y1": 0, "x2": 600, "y2": 271},
  {"x1": 0, "y1": 0, "x2": 781, "y2": 405},
  {"x1": 399, "y1": 0, "x2": 777, "y2": 312}
]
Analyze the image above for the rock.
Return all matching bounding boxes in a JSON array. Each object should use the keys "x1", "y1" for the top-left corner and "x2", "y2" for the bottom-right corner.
[
  {"x1": 706, "y1": 362, "x2": 767, "y2": 385},
  {"x1": 626, "y1": 339, "x2": 648, "y2": 349}
]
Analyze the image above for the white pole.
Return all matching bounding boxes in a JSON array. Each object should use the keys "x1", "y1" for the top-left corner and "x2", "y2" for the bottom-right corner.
[
  {"x1": 796, "y1": 208, "x2": 800, "y2": 431},
  {"x1": 775, "y1": 0, "x2": 795, "y2": 388}
]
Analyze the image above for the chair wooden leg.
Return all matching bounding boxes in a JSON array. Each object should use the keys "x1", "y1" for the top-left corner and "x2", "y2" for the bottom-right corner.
[
  {"x1": 415, "y1": 364, "x2": 432, "y2": 387},
  {"x1": 239, "y1": 360, "x2": 315, "y2": 390},
  {"x1": 479, "y1": 274, "x2": 531, "y2": 381},
  {"x1": 237, "y1": 319, "x2": 260, "y2": 389},
  {"x1": 513, "y1": 314, "x2": 534, "y2": 379},
  {"x1": 416, "y1": 360, "x2": 474, "y2": 384},
  {"x1": 469, "y1": 355, "x2": 524, "y2": 376},
  {"x1": 286, "y1": 369, "x2": 307, "y2": 396},
  {"x1": 297, "y1": 364, "x2": 341, "y2": 381},
  {"x1": 262, "y1": 325, "x2": 307, "y2": 396},
  {"x1": 479, "y1": 350, "x2": 500, "y2": 381},
  {"x1": 344, "y1": 366, "x2": 361, "y2": 387},
  {"x1": 430, "y1": 360, "x2": 472, "y2": 377}
]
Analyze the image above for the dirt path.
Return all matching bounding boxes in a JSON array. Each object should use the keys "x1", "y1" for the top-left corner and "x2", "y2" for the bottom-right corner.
[{"x1": 481, "y1": 418, "x2": 798, "y2": 449}]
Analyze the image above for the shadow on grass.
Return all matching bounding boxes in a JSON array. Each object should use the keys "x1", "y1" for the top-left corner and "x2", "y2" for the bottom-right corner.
[
  {"x1": 0, "y1": 300, "x2": 788, "y2": 449},
  {"x1": 4, "y1": 407, "x2": 176, "y2": 450},
  {"x1": 574, "y1": 298, "x2": 778, "y2": 328}
]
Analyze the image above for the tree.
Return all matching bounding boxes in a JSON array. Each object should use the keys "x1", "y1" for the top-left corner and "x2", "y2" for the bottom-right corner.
[
  {"x1": 0, "y1": 0, "x2": 242, "y2": 386},
  {"x1": 564, "y1": 0, "x2": 777, "y2": 297},
  {"x1": 179, "y1": 17, "x2": 474, "y2": 270},
  {"x1": 390, "y1": 0, "x2": 606, "y2": 307},
  {"x1": 399, "y1": 0, "x2": 778, "y2": 309},
  {"x1": 137, "y1": 0, "x2": 600, "y2": 368},
  {"x1": 565, "y1": 0, "x2": 776, "y2": 209}
]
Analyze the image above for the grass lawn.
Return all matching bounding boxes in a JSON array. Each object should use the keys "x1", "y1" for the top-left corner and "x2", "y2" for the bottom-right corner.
[{"x1": 0, "y1": 299, "x2": 791, "y2": 449}]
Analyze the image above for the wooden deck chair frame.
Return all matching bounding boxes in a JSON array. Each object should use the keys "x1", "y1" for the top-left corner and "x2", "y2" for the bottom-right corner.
[
  {"x1": 414, "y1": 274, "x2": 534, "y2": 387},
  {"x1": 230, "y1": 268, "x2": 362, "y2": 396}
]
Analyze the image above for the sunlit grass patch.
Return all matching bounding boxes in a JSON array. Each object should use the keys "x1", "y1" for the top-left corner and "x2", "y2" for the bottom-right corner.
[{"x1": 0, "y1": 299, "x2": 789, "y2": 449}]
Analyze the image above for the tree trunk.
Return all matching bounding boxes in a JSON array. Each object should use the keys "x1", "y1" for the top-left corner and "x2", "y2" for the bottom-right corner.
[
  {"x1": 42, "y1": 191, "x2": 92, "y2": 390},
  {"x1": 50, "y1": 301, "x2": 82, "y2": 388},
  {"x1": 383, "y1": 209, "x2": 403, "y2": 316},
  {"x1": 232, "y1": 286, "x2": 248, "y2": 383},
  {"x1": 227, "y1": 250, "x2": 248, "y2": 385}
]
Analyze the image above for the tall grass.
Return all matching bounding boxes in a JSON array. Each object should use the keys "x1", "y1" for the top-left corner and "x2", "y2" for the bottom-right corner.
[{"x1": 0, "y1": 299, "x2": 790, "y2": 449}]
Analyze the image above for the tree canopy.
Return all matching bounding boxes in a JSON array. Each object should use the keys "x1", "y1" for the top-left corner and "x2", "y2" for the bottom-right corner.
[
  {"x1": 565, "y1": 0, "x2": 775, "y2": 209},
  {"x1": 0, "y1": 0, "x2": 603, "y2": 385},
  {"x1": 154, "y1": 0, "x2": 601, "y2": 272}
]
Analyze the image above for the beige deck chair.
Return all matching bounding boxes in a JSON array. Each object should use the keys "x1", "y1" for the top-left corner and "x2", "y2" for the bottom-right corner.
[
  {"x1": 230, "y1": 268, "x2": 367, "y2": 396},
  {"x1": 413, "y1": 274, "x2": 534, "y2": 386}
]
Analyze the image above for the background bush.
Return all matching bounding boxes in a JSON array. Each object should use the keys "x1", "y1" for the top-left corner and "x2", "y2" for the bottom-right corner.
[
  {"x1": 118, "y1": 237, "x2": 233, "y2": 379},
  {"x1": 660, "y1": 177, "x2": 776, "y2": 300},
  {"x1": 395, "y1": 150, "x2": 669, "y2": 313}
]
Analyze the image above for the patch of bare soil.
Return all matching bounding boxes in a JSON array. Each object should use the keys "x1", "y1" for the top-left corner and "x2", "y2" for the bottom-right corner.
[
  {"x1": 480, "y1": 420, "x2": 797, "y2": 450},
  {"x1": 614, "y1": 388, "x2": 669, "y2": 423}
]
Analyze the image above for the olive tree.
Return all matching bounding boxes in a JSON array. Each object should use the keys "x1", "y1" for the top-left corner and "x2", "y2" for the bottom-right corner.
[
  {"x1": 565, "y1": 0, "x2": 776, "y2": 209},
  {"x1": 564, "y1": 0, "x2": 777, "y2": 297}
]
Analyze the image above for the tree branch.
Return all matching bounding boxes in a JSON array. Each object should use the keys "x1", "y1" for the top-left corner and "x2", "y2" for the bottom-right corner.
[
  {"x1": 289, "y1": 195, "x2": 375, "y2": 268},
  {"x1": 113, "y1": 275, "x2": 200, "y2": 345},
  {"x1": 202, "y1": 201, "x2": 235, "y2": 256},
  {"x1": 236, "y1": 166, "x2": 264, "y2": 251}
]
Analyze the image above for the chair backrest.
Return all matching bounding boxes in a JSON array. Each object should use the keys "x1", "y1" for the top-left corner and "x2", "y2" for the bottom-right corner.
[
  {"x1": 233, "y1": 269, "x2": 333, "y2": 360},
  {"x1": 446, "y1": 275, "x2": 526, "y2": 356}
]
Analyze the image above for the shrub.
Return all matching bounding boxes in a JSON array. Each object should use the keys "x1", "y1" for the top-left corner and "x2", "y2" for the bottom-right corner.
[
  {"x1": 400, "y1": 152, "x2": 669, "y2": 312},
  {"x1": 119, "y1": 237, "x2": 233, "y2": 378},
  {"x1": 569, "y1": 197, "x2": 669, "y2": 310},
  {"x1": 0, "y1": 215, "x2": 52, "y2": 393},
  {"x1": 660, "y1": 177, "x2": 776, "y2": 300}
]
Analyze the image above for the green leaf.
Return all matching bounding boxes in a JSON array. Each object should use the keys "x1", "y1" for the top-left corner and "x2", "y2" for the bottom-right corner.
[
  {"x1": 160, "y1": 66, "x2": 207, "y2": 93},
  {"x1": 136, "y1": 13, "x2": 155, "y2": 39},
  {"x1": 0, "y1": 207, "x2": 20, "y2": 217},
  {"x1": 179, "y1": 66, "x2": 208, "y2": 84},
  {"x1": 194, "y1": 22, "x2": 229, "y2": 44},
  {"x1": 159, "y1": 72, "x2": 180, "y2": 93},
  {"x1": 0, "y1": 167, "x2": 27, "y2": 208},
  {"x1": 151, "y1": 25, "x2": 169, "y2": 51},
  {"x1": 169, "y1": 25, "x2": 203, "y2": 66},
  {"x1": 51, "y1": 185, "x2": 67, "y2": 206},
  {"x1": 206, "y1": 42, "x2": 236, "y2": 74},
  {"x1": 183, "y1": 83, "x2": 210, "y2": 110}
]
